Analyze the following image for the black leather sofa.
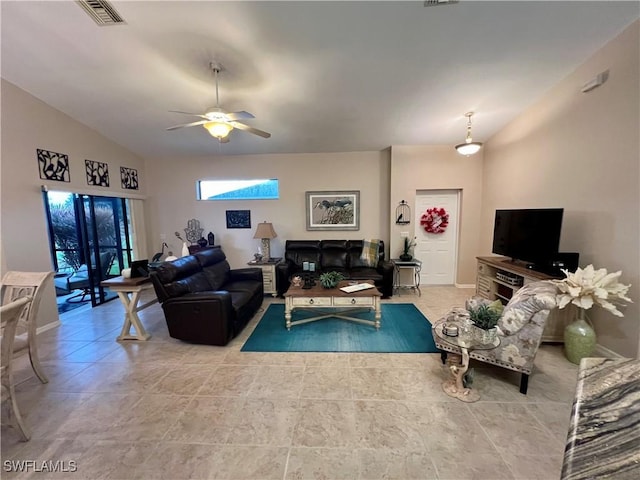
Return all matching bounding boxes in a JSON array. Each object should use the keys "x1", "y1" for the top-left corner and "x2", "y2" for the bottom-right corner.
[
  {"x1": 276, "y1": 240, "x2": 394, "y2": 298},
  {"x1": 149, "y1": 247, "x2": 263, "y2": 346}
]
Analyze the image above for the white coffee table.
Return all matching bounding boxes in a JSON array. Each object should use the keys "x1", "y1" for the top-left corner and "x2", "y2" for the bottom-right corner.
[{"x1": 283, "y1": 281, "x2": 382, "y2": 330}]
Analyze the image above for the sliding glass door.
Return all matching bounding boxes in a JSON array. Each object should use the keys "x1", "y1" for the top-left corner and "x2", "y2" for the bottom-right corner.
[{"x1": 45, "y1": 191, "x2": 134, "y2": 308}]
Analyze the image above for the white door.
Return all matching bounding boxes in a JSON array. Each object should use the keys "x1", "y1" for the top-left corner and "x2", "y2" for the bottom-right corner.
[{"x1": 414, "y1": 190, "x2": 459, "y2": 285}]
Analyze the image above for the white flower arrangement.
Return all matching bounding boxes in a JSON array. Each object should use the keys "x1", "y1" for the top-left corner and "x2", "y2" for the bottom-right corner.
[{"x1": 553, "y1": 265, "x2": 632, "y2": 317}]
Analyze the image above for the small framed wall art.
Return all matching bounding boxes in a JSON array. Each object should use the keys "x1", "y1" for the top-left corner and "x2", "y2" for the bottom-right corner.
[
  {"x1": 305, "y1": 190, "x2": 360, "y2": 231},
  {"x1": 226, "y1": 210, "x2": 251, "y2": 229},
  {"x1": 85, "y1": 159, "x2": 110, "y2": 187},
  {"x1": 37, "y1": 148, "x2": 70, "y2": 182},
  {"x1": 120, "y1": 167, "x2": 139, "y2": 190}
]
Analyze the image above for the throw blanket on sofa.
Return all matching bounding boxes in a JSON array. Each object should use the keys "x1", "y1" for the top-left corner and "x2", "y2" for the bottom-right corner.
[{"x1": 360, "y1": 239, "x2": 381, "y2": 267}]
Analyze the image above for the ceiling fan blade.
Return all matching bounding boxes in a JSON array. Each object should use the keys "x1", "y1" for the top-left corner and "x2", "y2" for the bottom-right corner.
[
  {"x1": 166, "y1": 120, "x2": 209, "y2": 131},
  {"x1": 226, "y1": 111, "x2": 255, "y2": 121},
  {"x1": 169, "y1": 110, "x2": 208, "y2": 119},
  {"x1": 230, "y1": 121, "x2": 271, "y2": 138}
]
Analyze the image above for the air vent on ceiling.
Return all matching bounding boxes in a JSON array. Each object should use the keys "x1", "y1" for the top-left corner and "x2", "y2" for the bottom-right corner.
[
  {"x1": 76, "y1": 0, "x2": 125, "y2": 25},
  {"x1": 424, "y1": 0, "x2": 459, "y2": 6}
]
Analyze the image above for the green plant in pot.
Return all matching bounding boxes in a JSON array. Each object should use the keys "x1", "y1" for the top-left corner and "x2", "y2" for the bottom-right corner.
[
  {"x1": 468, "y1": 304, "x2": 501, "y2": 344},
  {"x1": 399, "y1": 236, "x2": 416, "y2": 261},
  {"x1": 319, "y1": 271, "x2": 345, "y2": 289}
]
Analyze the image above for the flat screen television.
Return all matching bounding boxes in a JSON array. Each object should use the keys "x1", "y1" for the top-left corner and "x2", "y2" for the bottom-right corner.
[{"x1": 492, "y1": 208, "x2": 564, "y2": 265}]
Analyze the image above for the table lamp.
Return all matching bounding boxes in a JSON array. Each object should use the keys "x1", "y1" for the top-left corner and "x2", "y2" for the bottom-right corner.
[{"x1": 253, "y1": 221, "x2": 277, "y2": 261}]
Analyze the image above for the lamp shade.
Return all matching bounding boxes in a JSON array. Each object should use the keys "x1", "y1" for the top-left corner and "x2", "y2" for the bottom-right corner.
[
  {"x1": 253, "y1": 222, "x2": 277, "y2": 239},
  {"x1": 204, "y1": 121, "x2": 233, "y2": 139}
]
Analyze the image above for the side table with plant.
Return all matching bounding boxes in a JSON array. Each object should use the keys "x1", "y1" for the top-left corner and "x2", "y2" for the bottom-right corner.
[{"x1": 553, "y1": 265, "x2": 632, "y2": 364}]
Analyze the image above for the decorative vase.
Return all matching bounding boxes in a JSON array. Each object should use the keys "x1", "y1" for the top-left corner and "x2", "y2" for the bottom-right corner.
[
  {"x1": 181, "y1": 242, "x2": 189, "y2": 257},
  {"x1": 197, "y1": 237, "x2": 208, "y2": 248},
  {"x1": 564, "y1": 310, "x2": 596, "y2": 364},
  {"x1": 399, "y1": 253, "x2": 412, "y2": 261},
  {"x1": 472, "y1": 325, "x2": 497, "y2": 344}
]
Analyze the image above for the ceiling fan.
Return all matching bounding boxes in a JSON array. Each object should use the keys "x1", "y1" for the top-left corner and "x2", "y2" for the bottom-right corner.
[{"x1": 167, "y1": 63, "x2": 271, "y2": 143}]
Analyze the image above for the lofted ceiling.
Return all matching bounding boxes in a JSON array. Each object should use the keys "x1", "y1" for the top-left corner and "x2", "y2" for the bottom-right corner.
[{"x1": 1, "y1": 1, "x2": 638, "y2": 158}]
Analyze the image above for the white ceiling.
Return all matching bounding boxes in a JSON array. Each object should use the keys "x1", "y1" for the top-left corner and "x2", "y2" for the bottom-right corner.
[{"x1": 1, "y1": 1, "x2": 638, "y2": 158}]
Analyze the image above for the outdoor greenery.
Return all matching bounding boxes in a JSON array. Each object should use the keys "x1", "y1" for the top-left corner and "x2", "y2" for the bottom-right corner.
[{"x1": 50, "y1": 198, "x2": 119, "y2": 271}]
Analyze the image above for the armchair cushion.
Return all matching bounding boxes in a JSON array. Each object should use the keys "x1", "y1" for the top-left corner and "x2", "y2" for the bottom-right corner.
[{"x1": 499, "y1": 281, "x2": 557, "y2": 335}]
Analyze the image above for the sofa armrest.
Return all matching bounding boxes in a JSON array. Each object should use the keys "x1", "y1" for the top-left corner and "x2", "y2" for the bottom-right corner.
[
  {"x1": 377, "y1": 259, "x2": 395, "y2": 298},
  {"x1": 161, "y1": 291, "x2": 235, "y2": 345},
  {"x1": 229, "y1": 267, "x2": 263, "y2": 283},
  {"x1": 276, "y1": 260, "x2": 296, "y2": 297}
]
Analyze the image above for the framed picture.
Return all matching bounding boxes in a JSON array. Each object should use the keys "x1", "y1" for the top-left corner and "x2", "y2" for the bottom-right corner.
[
  {"x1": 120, "y1": 166, "x2": 139, "y2": 190},
  {"x1": 226, "y1": 210, "x2": 251, "y2": 229},
  {"x1": 85, "y1": 159, "x2": 109, "y2": 187},
  {"x1": 37, "y1": 148, "x2": 70, "y2": 182},
  {"x1": 305, "y1": 190, "x2": 360, "y2": 231}
]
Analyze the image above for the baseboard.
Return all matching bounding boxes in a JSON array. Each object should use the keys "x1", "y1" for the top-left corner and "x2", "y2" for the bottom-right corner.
[
  {"x1": 455, "y1": 283, "x2": 476, "y2": 289},
  {"x1": 593, "y1": 343, "x2": 624, "y2": 358},
  {"x1": 36, "y1": 321, "x2": 61, "y2": 335}
]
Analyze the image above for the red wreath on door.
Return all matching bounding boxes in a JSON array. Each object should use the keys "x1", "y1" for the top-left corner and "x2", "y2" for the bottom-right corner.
[{"x1": 420, "y1": 207, "x2": 449, "y2": 234}]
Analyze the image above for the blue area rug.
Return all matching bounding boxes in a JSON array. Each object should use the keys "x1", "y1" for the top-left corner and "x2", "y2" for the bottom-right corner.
[{"x1": 242, "y1": 303, "x2": 437, "y2": 353}]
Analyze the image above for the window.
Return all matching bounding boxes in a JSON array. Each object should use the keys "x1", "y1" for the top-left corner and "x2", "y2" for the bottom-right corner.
[{"x1": 197, "y1": 179, "x2": 279, "y2": 200}]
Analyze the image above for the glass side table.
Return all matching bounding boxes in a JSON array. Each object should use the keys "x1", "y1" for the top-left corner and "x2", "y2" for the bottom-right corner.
[
  {"x1": 391, "y1": 258, "x2": 422, "y2": 296},
  {"x1": 432, "y1": 318, "x2": 500, "y2": 402}
]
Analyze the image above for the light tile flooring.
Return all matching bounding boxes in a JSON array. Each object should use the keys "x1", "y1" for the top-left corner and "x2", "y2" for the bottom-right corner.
[{"x1": 2, "y1": 286, "x2": 579, "y2": 479}]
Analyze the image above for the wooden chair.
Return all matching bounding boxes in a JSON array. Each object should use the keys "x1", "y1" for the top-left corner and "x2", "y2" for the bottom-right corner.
[
  {"x1": 1, "y1": 271, "x2": 55, "y2": 384},
  {"x1": 1, "y1": 296, "x2": 34, "y2": 441}
]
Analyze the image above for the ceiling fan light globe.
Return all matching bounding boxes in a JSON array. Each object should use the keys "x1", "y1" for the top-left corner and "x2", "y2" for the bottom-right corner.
[
  {"x1": 204, "y1": 121, "x2": 233, "y2": 138},
  {"x1": 455, "y1": 142, "x2": 482, "y2": 156}
]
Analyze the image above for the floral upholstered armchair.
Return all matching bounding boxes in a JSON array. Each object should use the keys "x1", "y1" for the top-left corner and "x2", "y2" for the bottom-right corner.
[{"x1": 439, "y1": 280, "x2": 557, "y2": 394}]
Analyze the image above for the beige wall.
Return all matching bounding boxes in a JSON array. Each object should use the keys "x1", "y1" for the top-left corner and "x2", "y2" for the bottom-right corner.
[
  {"x1": 389, "y1": 145, "x2": 484, "y2": 285},
  {"x1": 144, "y1": 151, "x2": 391, "y2": 269},
  {"x1": 1, "y1": 80, "x2": 147, "y2": 328},
  {"x1": 481, "y1": 21, "x2": 639, "y2": 357}
]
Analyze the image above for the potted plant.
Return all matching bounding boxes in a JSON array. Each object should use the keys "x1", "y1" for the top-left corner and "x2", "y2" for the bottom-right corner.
[
  {"x1": 553, "y1": 265, "x2": 632, "y2": 364},
  {"x1": 319, "y1": 271, "x2": 345, "y2": 289},
  {"x1": 468, "y1": 304, "x2": 501, "y2": 344},
  {"x1": 399, "y1": 236, "x2": 416, "y2": 261}
]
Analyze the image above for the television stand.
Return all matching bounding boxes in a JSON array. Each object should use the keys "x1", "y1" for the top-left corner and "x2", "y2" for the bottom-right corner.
[{"x1": 476, "y1": 256, "x2": 574, "y2": 343}]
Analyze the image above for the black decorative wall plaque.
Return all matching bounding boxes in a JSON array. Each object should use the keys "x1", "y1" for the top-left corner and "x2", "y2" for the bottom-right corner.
[
  {"x1": 85, "y1": 159, "x2": 109, "y2": 187},
  {"x1": 226, "y1": 210, "x2": 251, "y2": 229},
  {"x1": 37, "y1": 148, "x2": 70, "y2": 182},
  {"x1": 120, "y1": 167, "x2": 139, "y2": 190}
]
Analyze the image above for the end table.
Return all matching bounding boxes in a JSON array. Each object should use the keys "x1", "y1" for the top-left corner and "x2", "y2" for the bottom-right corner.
[{"x1": 247, "y1": 257, "x2": 282, "y2": 296}]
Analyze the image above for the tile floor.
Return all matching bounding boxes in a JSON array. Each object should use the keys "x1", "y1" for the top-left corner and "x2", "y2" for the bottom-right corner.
[{"x1": 2, "y1": 286, "x2": 579, "y2": 479}]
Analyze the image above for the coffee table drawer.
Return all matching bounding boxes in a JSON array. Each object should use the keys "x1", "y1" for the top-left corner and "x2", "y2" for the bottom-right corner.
[
  {"x1": 291, "y1": 297, "x2": 333, "y2": 307},
  {"x1": 334, "y1": 297, "x2": 374, "y2": 306}
]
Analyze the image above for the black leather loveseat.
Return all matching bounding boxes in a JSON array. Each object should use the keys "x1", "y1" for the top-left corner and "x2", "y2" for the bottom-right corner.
[
  {"x1": 150, "y1": 247, "x2": 263, "y2": 346},
  {"x1": 276, "y1": 240, "x2": 394, "y2": 298}
]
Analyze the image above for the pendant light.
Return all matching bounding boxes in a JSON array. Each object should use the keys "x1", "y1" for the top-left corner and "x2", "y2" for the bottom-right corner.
[
  {"x1": 455, "y1": 112, "x2": 482, "y2": 156},
  {"x1": 204, "y1": 65, "x2": 232, "y2": 140}
]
